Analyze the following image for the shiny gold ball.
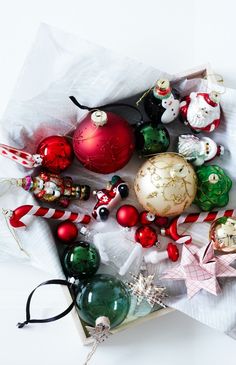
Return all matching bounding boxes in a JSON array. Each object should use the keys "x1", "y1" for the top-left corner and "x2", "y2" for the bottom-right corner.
[
  {"x1": 210, "y1": 217, "x2": 236, "y2": 253},
  {"x1": 134, "y1": 153, "x2": 197, "y2": 217}
]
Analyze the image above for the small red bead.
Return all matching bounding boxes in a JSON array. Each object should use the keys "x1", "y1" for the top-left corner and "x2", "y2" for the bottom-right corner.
[
  {"x1": 116, "y1": 204, "x2": 139, "y2": 227},
  {"x1": 56, "y1": 221, "x2": 78, "y2": 243},
  {"x1": 167, "y1": 242, "x2": 179, "y2": 262},
  {"x1": 135, "y1": 226, "x2": 157, "y2": 248}
]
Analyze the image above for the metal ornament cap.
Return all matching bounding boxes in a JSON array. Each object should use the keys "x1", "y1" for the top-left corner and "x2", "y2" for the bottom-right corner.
[{"x1": 91, "y1": 110, "x2": 108, "y2": 126}]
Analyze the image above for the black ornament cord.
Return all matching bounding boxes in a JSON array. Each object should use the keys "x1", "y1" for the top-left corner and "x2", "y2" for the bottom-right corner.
[
  {"x1": 69, "y1": 96, "x2": 143, "y2": 124},
  {"x1": 17, "y1": 279, "x2": 76, "y2": 328}
]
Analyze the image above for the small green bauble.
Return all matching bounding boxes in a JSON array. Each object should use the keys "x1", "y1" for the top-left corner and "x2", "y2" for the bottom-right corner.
[
  {"x1": 194, "y1": 165, "x2": 232, "y2": 211},
  {"x1": 135, "y1": 122, "x2": 170, "y2": 156},
  {"x1": 76, "y1": 274, "x2": 130, "y2": 329},
  {"x1": 62, "y1": 241, "x2": 100, "y2": 279}
]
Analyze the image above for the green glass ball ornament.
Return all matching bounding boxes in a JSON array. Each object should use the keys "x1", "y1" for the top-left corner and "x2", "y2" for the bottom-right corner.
[
  {"x1": 194, "y1": 165, "x2": 232, "y2": 211},
  {"x1": 76, "y1": 274, "x2": 130, "y2": 329},
  {"x1": 135, "y1": 122, "x2": 170, "y2": 156},
  {"x1": 62, "y1": 241, "x2": 100, "y2": 279}
]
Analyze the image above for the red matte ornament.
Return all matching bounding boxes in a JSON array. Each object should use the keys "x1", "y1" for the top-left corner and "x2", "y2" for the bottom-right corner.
[
  {"x1": 116, "y1": 204, "x2": 139, "y2": 227},
  {"x1": 73, "y1": 110, "x2": 135, "y2": 174},
  {"x1": 56, "y1": 221, "x2": 78, "y2": 243},
  {"x1": 139, "y1": 211, "x2": 155, "y2": 225},
  {"x1": 135, "y1": 226, "x2": 157, "y2": 248},
  {"x1": 167, "y1": 242, "x2": 180, "y2": 262},
  {"x1": 155, "y1": 216, "x2": 169, "y2": 228}
]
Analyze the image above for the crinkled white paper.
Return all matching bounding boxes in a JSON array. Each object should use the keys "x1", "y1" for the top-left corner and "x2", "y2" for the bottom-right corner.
[{"x1": 1, "y1": 23, "x2": 236, "y2": 338}]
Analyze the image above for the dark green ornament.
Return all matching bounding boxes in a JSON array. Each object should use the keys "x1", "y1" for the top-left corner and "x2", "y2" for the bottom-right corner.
[
  {"x1": 76, "y1": 274, "x2": 130, "y2": 329},
  {"x1": 62, "y1": 241, "x2": 100, "y2": 279},
  {"x1": 194, "y1": 165, "x2": 232, "y2": 211},
  {"x1": 135, "y1": 122, "x2": 170, "y2": 157}
]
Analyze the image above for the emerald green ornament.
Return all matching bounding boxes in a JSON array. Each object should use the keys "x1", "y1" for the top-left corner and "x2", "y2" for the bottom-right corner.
[
  {"x1": 62, "y1": 241, "x2": 100, "y2": 279},
  {"x1": 76, "y1": 274, "x2": 130, "y2": 329},
  {"x1": 194, "y1": 165, "x2": 232, "y2": 211},
  {"x1": 135, "y1": 122, "x2": 170, "y2": 156}
]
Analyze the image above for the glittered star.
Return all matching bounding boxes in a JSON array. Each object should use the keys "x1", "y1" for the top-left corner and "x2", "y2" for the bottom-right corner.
[
  {"x1": 127, "y1": 273, "x2": 167, "y2": 308},
  {"x1": 162, "y1": 242, "x2": 236, "y2": 298}
]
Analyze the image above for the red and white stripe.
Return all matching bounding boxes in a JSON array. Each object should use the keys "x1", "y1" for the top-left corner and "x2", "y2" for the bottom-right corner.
[
  {"x1": 161, "y1": 209, "x2": 236, "y2": 244},
  {"x1": 0, "y1": 144, "x2": 40, "y2": 168},
  {"x1": 8, "y1": 205, "x2": 91, "y2": 228}
]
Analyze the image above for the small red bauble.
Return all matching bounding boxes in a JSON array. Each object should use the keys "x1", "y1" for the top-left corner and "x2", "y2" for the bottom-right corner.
[
  {"x1": 37, "y1": 136, "x2": 74, "y2": 173},
  {"x1": 56, "y1": 220, "x2": 78, "y2": 243},
  {"x1": 139, "y1": 211, "x2": 155, "y2": 225},
  {"x1": 167, "y1": 242, "x2": 179, "y2": 262},
  {"x1": 135, "y1": 226, "x2": 157, "y2": 248},
  {"x1": 73, "y1": 111, "x2": 135, "y2": 174},
  {"x1": 116, "y1": 204, "x2": 139, "y2": 227},
  {"x1": 155, "y1": 216, "x2": 169, "y2": 227}
]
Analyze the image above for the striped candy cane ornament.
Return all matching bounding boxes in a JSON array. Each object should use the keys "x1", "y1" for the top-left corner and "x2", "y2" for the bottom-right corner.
[
  {"x1": 160, "y1": 209, "x2": 236, "y2": 244},
  {"x1": 4, "y1": 205, "x2": 91, "y2": 229}
]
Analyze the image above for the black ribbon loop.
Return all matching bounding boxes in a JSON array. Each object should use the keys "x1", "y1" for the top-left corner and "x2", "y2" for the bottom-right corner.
[
  {"x1": 69, "y1": 96, "x2": 143, "y2": 124},
  {"x1": 17, "y1": 279, "x2": 76, "y2": 328}
]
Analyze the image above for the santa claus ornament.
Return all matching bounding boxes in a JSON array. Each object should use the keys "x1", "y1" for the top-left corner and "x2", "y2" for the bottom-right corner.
[
  {"x1": 0, "y1": 136, "x2": 74, "y2": 173},
  {"x1": 70, "y1": 97, "x2": 138, "y2": 174},
  {"x1": 144, "y1": 79, "x2": 180, "y2": 124},
  {"x1": 179, "y1": 91, "x2": 221, "y2": 133},
  {"x1": 178, "y1": 134, "x2": 224, "y2": 166}
]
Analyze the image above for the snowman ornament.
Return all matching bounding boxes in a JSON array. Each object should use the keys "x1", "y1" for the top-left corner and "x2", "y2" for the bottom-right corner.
[
  {"x1": 180, "y1": 91, "x2": 221, "y2": 132},
  {"x1": 178, "y1": 134, "x2": 224, "y2": 166},
  {"x1": 144, "y1": 79, "x2": 180, "y2": 124}
]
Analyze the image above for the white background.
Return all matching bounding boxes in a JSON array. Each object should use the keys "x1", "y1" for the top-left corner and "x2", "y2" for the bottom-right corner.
[{"x1": 0, "y1": 1, "x2": 236, "y2": 365}]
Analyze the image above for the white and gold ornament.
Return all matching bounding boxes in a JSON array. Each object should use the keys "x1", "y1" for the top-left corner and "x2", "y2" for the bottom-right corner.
[{"x1": 134, "y1": 153, "x2": 197, "y2": 217}]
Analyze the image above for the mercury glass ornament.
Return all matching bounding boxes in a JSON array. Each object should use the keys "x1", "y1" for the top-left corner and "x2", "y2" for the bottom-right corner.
[
  {"x1": 76, "y1": 274, "x2": 130, "y2": 329},
  {"x1": 135, "y1": 122, "x2": 170, "y2": 157},
  {"x1": 62, "y1": 241, "x2": 100, "y2": 279},
  {"x1": 210, "y1": 216, "x2": 236, "y2": 253}
]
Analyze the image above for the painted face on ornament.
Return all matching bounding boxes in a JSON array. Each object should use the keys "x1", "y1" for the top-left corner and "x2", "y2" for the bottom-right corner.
[
  {"x1": 161, "y1": 94, "x2": 180, "y2": 124},
  {"x1": 187, "y1": 93, "x2": 219, "y2": 129}
]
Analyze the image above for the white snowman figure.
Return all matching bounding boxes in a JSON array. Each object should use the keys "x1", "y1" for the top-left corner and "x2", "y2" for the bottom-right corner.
[
  {"x1": 161, "y1": 93, "x2": 180, "y2": 124},
  {"x1": 178, "y1": 134, "x2": 224, "y2": 166}
]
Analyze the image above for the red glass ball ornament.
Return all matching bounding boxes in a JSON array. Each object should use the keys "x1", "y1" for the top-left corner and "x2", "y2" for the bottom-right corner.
[
  {"x1": 155, "y1": 216, "x2": 169, "y2": 228},
  {"x1": 73, "y1": 111, "x2": 135, "y2": 174},
  {"x1": 167, "y1": 242, "x2": 179, "y2": 262},
  {"x1": 37, "y1": 136, "x2": 74, "y2": 173},
  {"x1": 139, "y1": 211, "x2": 155, "y2": 225},
  {"x1": 135, "y1": 226, "x2": 157, "y2": 248},
  {"x1": 56, "y1": 220, "x2": 78, "y2": 243},
  {"x1": 116, "y1": 204, "x2": 139, "y2": 228}
]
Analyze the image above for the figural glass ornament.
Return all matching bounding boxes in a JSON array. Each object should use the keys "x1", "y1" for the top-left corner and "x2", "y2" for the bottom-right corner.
[
  {"x1": 13, "y1": 171, "x2": 90, "y2": 207},
  {"x1": 144, "y1": 79, "x2": 180, "y2": 124},
  {"x1": 92, "y1": 175, "x2": 129, "y2": 221},
  {"x1": 210, "y1": 216, "x2": 236, "y2": 253},
  {"x1": 134, "y1": 153, "x2": 197, "y2": 217},
  {"x1": 178, "y1": 134, "x2": 224, "y2": 166},
  {"x1": 63, "y1": 241, "x2": 100, "y2": 279},
  {"x1": 70, "y1": 97, "x2": 136, "y2": 174},
  {"x1": 0, "y1": 135, "x2": 74, "y2": 173},
  {"x1": 179, "y1": 91, "x2": 221, "y2": 133},
  {"x1": 194, "y1": 165, "x2": 232, "y2": 211},
  {"x1": 135, "y1": 122, "x2": 170, "y2": 157},
  {"x1": 76, "y1": 274, "x2": 130, "y2": 328}
]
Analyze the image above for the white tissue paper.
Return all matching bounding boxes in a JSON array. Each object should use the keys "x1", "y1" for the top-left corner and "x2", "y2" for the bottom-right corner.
[{"x1": 1, "y1": 23, "x2": 236, "y2": 339}]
